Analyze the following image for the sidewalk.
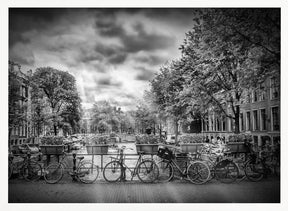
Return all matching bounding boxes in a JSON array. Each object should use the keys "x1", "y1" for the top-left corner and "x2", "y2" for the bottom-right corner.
[{"x1": 9, "y1": 177, "x2": 280, "y2": 203}]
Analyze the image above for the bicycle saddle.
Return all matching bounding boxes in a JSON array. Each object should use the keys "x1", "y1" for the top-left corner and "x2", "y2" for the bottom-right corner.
[{"x1": 77, "y1": 156, "x2": 85, "y2": 160}]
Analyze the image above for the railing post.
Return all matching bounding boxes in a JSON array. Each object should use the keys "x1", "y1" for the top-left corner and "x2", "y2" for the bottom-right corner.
[
  {"x1": 72, "y1": 153, "x2": 77, "y2": 181},
  {"x1": 72, "y1": 153, "x2": 76, "y2": 172},
  {"x1": 101, "y1": 155, "x2": 103, "y2": 171}
]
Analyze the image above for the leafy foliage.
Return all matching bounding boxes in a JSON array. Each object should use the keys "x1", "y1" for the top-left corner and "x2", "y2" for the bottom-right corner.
[
  {"x1": 178, "y1": 134, "x2": 205, "y2": 143},
  {"x1": 135, "y1": 134, "x2": 165, "y2": 144},
  {"x1": 150, "y1": 9, "x2": 280, "y2": 134},
  {"x1": 31, "y1": 67, "x2": 82, "y2": 136}
]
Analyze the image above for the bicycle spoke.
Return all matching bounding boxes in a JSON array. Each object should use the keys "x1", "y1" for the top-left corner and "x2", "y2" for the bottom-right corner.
[{"x1": 137, "y1": 160, "x2": 159, "y2": 183}]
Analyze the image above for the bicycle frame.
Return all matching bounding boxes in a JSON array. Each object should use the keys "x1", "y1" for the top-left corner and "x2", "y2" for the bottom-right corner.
[{"x1": 111, "y1": 153, "x2": 146, "y2": 180}]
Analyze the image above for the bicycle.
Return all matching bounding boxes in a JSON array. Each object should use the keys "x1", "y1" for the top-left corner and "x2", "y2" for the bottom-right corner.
[
  {"x1": 199, "y1": 143, "x2": 239, "y2": 183},
  {"x1": 244, "y1": 150, "x2": 280, "y2": 182},
  {"x1": 103, "y1": 145, "x2": 159, "y2": 183},
  {"x1": 156, "y1": 147, "x2": 211, "y2": 184},
  {"x1": 44, "y1": 152, "x2": 99, "y2": 184},
  {"x1": 9, "y1": 151, "x2": 43, "y2": 182}
]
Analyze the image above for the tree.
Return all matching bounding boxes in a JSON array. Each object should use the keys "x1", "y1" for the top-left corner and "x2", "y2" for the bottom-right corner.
[
  {"x1": 91, "y1": 101, "x2": 122, "y2": 133},
  {"x1": 31, "y1": 67, "x2": 82, "y2": 136},
  {"x1": 150, "y1": 60, "x2": 191, "y2": 141},
  {"x1": 179, "y1": 8, "x2": 280, "y2": 133}
]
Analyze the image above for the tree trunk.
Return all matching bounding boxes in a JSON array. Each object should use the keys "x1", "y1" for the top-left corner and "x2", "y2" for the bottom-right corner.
[
  {"x1": 159, "y1": 121, "x2": 162, "y2": 138},
  {"x1": 54, "y1": 124, "x2": 57, "y2": 136},
  {"x1": 234, "y1": 105, "x2": 240, "y2": 134},
  {"x1": 175, "y1": 119, "x2": 179, "y2": 144}
]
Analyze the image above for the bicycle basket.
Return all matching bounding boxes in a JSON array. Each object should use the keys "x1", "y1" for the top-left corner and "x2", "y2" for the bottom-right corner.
[{"x1": 157, "y1": 147, "x2": 174, "y2": 160}]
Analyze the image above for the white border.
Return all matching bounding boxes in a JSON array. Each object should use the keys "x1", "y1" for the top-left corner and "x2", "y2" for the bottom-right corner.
[{"x1": 1, "y1": 1, "x2": 288, "y2": 211}]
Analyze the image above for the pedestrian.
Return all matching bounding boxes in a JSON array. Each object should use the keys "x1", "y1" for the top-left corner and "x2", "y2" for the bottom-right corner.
[
  {"x1": 205, "y1": 136, "x2": 210, "y2": 143},
  {"x1": 211, "y1": 136, "x2": 216, "y2": 144},
  {"x1": 216, "y1": 136, "x2": 222, "y2": 144}
]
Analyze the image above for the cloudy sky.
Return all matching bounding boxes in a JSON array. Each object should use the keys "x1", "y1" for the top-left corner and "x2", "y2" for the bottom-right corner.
[{"x1": 9, "y1": 8, "x2": 197, "y2": 111}]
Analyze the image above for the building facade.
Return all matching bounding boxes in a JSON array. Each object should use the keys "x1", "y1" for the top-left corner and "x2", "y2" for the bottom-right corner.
[
  {"x1": 199, "y1": 76, "x2": 280, "y2": 146},
  {"x1": 9, "y1": 61, "x2": 33, "y2": 147}
]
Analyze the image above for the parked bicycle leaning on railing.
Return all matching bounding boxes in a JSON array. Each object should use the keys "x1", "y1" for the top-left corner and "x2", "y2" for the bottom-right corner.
[
  {"x1": 103, "y1": 145, "x2": 159, "y2": 183},
  {"x1": 156, "y1": 146, "x2": 211, "y2": 184},
  {"x1": 197, "y1": 143, "x2": 239, "y2": 183},
  {"x1": 44, "y1": 151, "x2": 99, "y2": 184},
  {"x1": 9, "y1": 151, "x2": 43, "y2": 182}
]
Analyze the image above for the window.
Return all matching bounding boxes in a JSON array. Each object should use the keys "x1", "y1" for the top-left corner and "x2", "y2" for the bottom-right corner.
[
  {"x1": 253, "y1": 110, "x2": 259, "y2": 131},
  {"x1": 222, "y1": 116, "x2": 226, "y2": 131},
  {"x1": 210, "y1": 117, "x2": 214, "y2": 131},
  {"x1": 270, "y1": 77, "x2": 280, "y2": 100},
  {"x1": 230, "y1": 117, "x2": 234, "y2": 132},
  {"x1": 216, "y1": 118, "x2": 220, "y2": 131},
  {"x1": 247, "y1": 92, "x2": 251, "y2": 103},
  {"x1": 259, "y1": 83, "x2": 266, "y2": 101},
  {"x1": 271, "y1": 107, "x2": 280, "y2": 131},
  {"x1": 203, "y1": 117, "x2": 208, "y2": 131},
  {"x1": 253, "y1": 90, "x2": 258, "y2": 102},
  {"x1": 22, "y1": 86, "x2": 25, "y2": 97},
  {"x1": 260, "y1": 109, "x2": 266, "y2": 130},
  {"x1": 246, "y1": 111, "x2": 251, "y2": 131},
  {"x1": 240, "y1": 113, "x2": 244, "y2": 131}
]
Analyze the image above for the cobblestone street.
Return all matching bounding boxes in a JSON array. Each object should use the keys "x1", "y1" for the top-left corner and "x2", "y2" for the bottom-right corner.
[{"x1": 9, "y1": 176, "x2": 280, "y2": 203}]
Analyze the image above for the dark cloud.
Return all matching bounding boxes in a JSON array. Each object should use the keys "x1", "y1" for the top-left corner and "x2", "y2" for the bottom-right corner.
[
  {"x1": 124, "y1": 23, "x2": 175, "y2": 53},
  {"x1": 135, "y1": 66, "x2": 155, "y2": 81},
  {"x1": 95, "y1": 44, "x2": 128, "y2": 64},
  {"x1": 95, "y1": 44, "x2": 122, "y2": 57},
  {"x1": 108, "y1": 53, "x2": 127, "y2": 64},
  {"x1": 135, "y1": 55, "x2": 167, "y2": 66},
  {"x1": 95, "y1": 20, "x2": 125, "y2": 37},
  {"x1": 95, "y1": 20, "x2": 175, "y2": 53},
  {"x1": 9, "y1": 8, "x2": 68, "y2": 47},
  {"x1": 143, "y1": 9, "x2": 198, "y2": 26},
  {"x1": 96, "y1": 76, "x2": 122, "y2": 87}
]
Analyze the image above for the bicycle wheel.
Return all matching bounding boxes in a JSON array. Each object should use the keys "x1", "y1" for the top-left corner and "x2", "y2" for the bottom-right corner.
[
  {"x1": 215, "y1": 160, "x2": 239, "y2": 183},
  {"x1": 234, "y1": 160, "x2": 246, "y2": 182},
  {"x1": 157, "y1": 159, "x2": 174, "y2": 182},
  {"x1": 21, "y1": 161, "x2": 42, "y2": 182},
  {"x1": 77, "y1": 162, "x2": 99, "y2": 184},
  {"x1": 187, "y1": 161, "x2": 210, "y2": 184},
  {"x1": 44, "y1": 163, "x2": 64, "y2": 184},
  {"x1": 103, "y1": 161, "x2": 122, "y2": 182},
  {"x1": 244, "y1": 160, "x2": 264, "y2": 182},
  {"x1": 204, "y1": 160, "x2": 215, "y2": 182},
  {"x1": 137, "y1": 160, "x2": 159, "y2": 183},
  {"x1": 236, "y1": 163, "x2": 246, "y2": 182}
]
